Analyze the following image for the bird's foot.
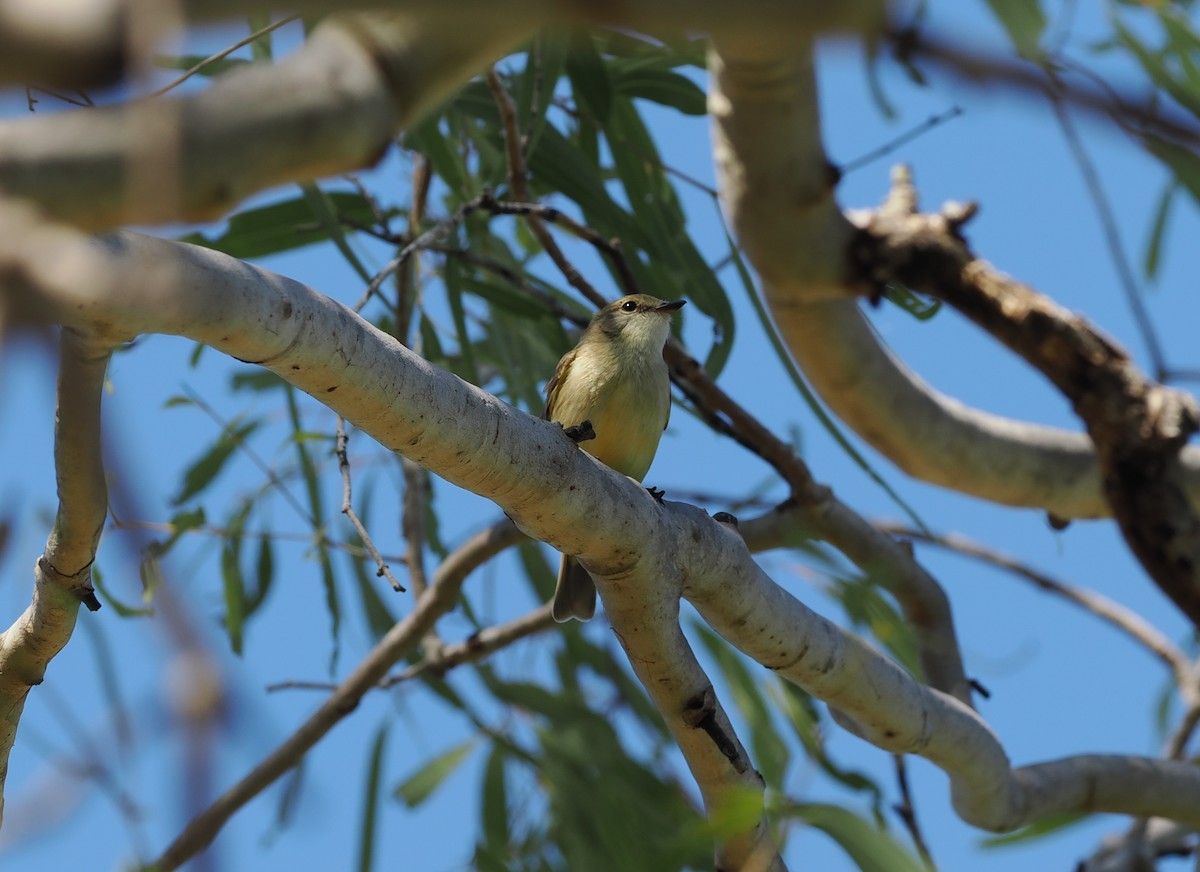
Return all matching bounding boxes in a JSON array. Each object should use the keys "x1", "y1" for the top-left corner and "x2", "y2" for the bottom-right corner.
[
  {"x1": 563, "y1": 420, "x2": 596, "y2": 444},
  {"x1": 647, "y1": 485, "x2": 666, "y2": 504}
]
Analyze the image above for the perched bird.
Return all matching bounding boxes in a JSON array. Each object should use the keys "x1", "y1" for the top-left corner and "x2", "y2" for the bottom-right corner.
[{"x1": 544, "y1": 293, "x2": 685, "y2": 622}]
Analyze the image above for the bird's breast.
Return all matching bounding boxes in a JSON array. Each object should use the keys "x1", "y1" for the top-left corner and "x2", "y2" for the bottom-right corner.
[{"x1": 551, "y1": 354, "x2": 669, "y2": 481}]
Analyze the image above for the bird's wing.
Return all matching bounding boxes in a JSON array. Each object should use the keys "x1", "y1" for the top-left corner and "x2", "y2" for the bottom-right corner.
[
  {"x1": 543, "y1": 346, "x2": 577, "y2": 420},
  {"x1": 663, "y1": 376, "x2": 671, "y2": 431}
]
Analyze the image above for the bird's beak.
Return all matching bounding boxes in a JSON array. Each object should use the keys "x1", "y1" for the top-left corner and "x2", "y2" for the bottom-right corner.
[{"x1": 655, "y1": 300, "x2": 686, "y2": 313}]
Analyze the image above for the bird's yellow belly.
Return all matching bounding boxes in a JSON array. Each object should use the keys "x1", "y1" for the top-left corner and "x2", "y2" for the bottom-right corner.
[{"x1": 552, "y1": 370, "x2": 666, "y2": 481}]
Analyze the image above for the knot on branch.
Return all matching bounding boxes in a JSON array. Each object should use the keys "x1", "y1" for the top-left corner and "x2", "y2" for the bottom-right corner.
[
  {"x1": 683, "y1": 685, "x2": 746, "y2": 770},
  {"x1": 846, "y1": 164, "x2": 979, "y2": 302},
  {"x1": 36, "y1": 556, "x2": 102, "y2": 612}
]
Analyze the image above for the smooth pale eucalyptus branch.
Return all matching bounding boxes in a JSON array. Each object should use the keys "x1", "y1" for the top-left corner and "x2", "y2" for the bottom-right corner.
[
  {"x1": 706, "y1": 39, "x2": 1200, "y2": 521},
  {"x1": 0, "y1": 12, "x2": 534, "y2": 230},
  {"x1": 0, "y1": 328, "x2": 108, "y2": 827},
  {"x1": 681, "y1": 509, "x2": 1200, "y2": 831}
]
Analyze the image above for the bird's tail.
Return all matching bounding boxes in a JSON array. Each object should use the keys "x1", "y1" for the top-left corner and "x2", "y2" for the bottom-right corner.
[{"x1": 552, "y1": 555, "x2": 596, "y2": 622}]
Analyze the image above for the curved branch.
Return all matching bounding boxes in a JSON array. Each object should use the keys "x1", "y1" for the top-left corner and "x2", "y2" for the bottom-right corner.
[
  {"x1": 877, "y1": 523, "x2": 1190, "y2": 684},
  {"x1": 683, "y1": 508, "x2": 1200, "y2": 831},
  {"x1": 0, "y1": 328, "x2": 108, "y2": 826},
  {"x1": 708, "y1": 36, "x2": 1200, "y2": 521},
  {"x1": 853, "y1": 168, "x2": 1200, "y2": 627}
]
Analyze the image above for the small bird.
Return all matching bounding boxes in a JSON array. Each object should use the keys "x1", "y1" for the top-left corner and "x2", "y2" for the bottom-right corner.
[{"x1": 544, "y1": 293, "x2": 685, "y2": 622}]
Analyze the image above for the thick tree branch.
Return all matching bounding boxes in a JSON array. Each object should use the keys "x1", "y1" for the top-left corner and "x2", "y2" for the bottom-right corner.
[
  {"x1": 851, "y1": 167, "x2": 1200, "y2": 628},
  {"x1": 0, "y1": 12, "x2": 533, "y2": 229},
  {"x1": 683, "y1": 515, "x2": 1200, "y2": 831},
  {"x1": 707, "y1": 37, "x2": 1200, "y2": 521},
  {"x1": 0, "y1": 328, "x2": 108, "y2": 826}
]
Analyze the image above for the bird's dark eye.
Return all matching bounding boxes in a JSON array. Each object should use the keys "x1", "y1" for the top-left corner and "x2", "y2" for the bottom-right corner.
[{"x1": 620, "y1": 300, "x2": 638, "y2": 312}]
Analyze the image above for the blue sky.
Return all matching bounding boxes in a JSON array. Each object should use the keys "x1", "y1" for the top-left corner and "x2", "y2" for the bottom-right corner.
[{"x1": 1, "y1": 4, "x2": 1198, "y2": 871}]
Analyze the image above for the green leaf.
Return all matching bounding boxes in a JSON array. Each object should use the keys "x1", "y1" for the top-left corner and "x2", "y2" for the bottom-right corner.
[
  {"x1": 829, "y1": 574, "x2": 920, "y2": 677},
  {"x1": 612, "y1": 68, "x2": 706, "y2": 116},
  {"x1": 299, "y1": 182, "x2": 373, "y2": 284},
  {"x1": 150, "y1": 506, "x2": 208, "y2": 558},
  {"x1": 246, "y1": 14, "x2": 275, "y2": 62},
  {"x1": 729, "y1": 231, "x2": 930, "y2": 532},
  {"x1": 1144, "y1": 180, "x2": 1178, "y2": 282},
  {"x1": 516, "y1": 33, "x2": 569, "y2": 156},
  {"x1": 518, "y1": 541, "x2": 556, "y2": 604},
  {"x1": 980, "y1": 812, "x2": 1090, "y2": 848},
  {"x1": 565, "y1": 31, "x2": 613, "y2": 124},
  {"x1": 275, "y1": 763, "x2": 306, "y2": 832},
  {"x1": 345, "y1": 475, "x2": 398, "y2": 640},
  {"x1": 172, "y1": 419, "x2": 260, "y2": 505},
  {"x1": 394, "y1": 741, "x2": 474, "y2": 808},
  {"x1": 284, "y1": 387, "x2": 340, "y2": 671},
  {"x1": 91, "y1": 565, "x2": 154, "y2": 618},
  {"x1": 444, "y1": 257, "x2": 481, "y2": 387},
  {"x1": 1143, "y1": 133, "x2": 1200, "y2": 208},
  {"x1": 524, "y1": 123, "x2": 643, "y2": 245},
  {"x1": 138, "y1": 553, "x2": 165, "y2": 602},
  {"x1": 153, "y1": 53, "x2": 250, "y2": 77},
  {"x1": 357, "y1": 724, "x2": 389, "y2": 872},
  {"x1": 604, "y1": 97, "x2": 736, "y2": 376},
  {"x1": 479, "y1": 744, "x2": 510, "y2": 853},
  {"x1": 884, "y1": 285, "x2": 942, "y2": 321},
  {"x1": 982, "y1": 0, "x2": 1045, "y2": 57},
  {"x1": 692, "y1": 622, "x2": 789, "y2": 789},
  {"x1": 244, "y1": 530, "x2": 275, "y2": 617},
  {"x1": 770, "y1": 681, "x2": 883, "y2": 804},
  {"x1": 221, "y1": 543, "x2": 245, "y2": 655},
  {"x1": 1113, "y1": 16, "x2": 1200, "y2": 117},
  {"x1": 783, "y1": 802, "x2": 928, "y2": 872},
  {"x1": 176, "y1": 192, "x2": 389, "y2": 261},
  {"x1": 405, "y1": 117, "x2": 470, "y2": 201}
]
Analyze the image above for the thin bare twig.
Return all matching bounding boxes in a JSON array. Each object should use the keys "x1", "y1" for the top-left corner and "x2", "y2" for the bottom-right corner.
[
  {"x1": 336, "y1": 416, "x2": 404, "y2": 592},
  {"x1": 486, "y1": 67, "x2": 610, "y2": 308},
  {"x1": 1164, "y1": 659, "x2": 1200, "y2": 759},
  {"x1": 267, "y1": 604, "x2": 556, "y2": 694},
  {"x1": 1049, "y1": 88, "x2": 1168, "y2": 383},
  {"x1": 892, "y1": 754, "x2": 935, "y2": 869},
  {"x1": 879, "y1": 523, "x2": 1191, "y2": 684},
  {"x1": 153, "y1": 518, "x2": 526, "y2": 871},
  {"x1": 149, "y1": 16, "x2": 299, "y2": 98},
  {"x1": 110, "y1": 517, "x2": 407, "y2": 563},
  {"x1": 841, "y1": 106, "x2": 964, "y2": 175},
  {"x1": 400, "y1": 460, "x2": 428, "y2": 597},
  {"x1": 181, "y1": 385, "x2": 314, "y2": 526}
]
